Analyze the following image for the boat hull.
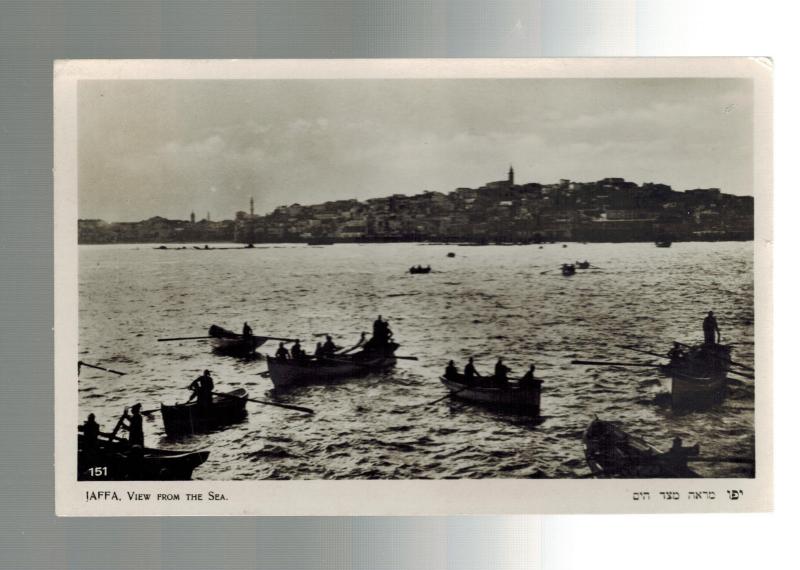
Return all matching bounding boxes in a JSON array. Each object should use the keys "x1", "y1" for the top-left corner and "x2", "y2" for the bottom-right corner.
[
  {"x1": 160, "y1": 388, "x2": 248, "y2": 437},
  {"x1": 440, "y1": 376, "x2": 542, "y2": 415},
  {"x1": 660, "y1": 344, "x2": 732, "y2": 409},
  {"x1": 267, "y1": 347, "x2": 397, "y2": 388},
  {"x1": 209, "y1": 325, "x2": 268, "y2": 354},
  {"x1": 78, "y1": 435, "x2": 209, "y2": 481},
  {"x1": 582, "y1": 418, "x2": 699, "y2": 478}
]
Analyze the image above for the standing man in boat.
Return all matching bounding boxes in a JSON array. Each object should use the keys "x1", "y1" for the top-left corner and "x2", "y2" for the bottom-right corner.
[
  {"x1": 242, "y1": 322, "x2": 253, "y2": 338},
  {"x1": 703, "y1": 311, "x2": 720, "y2": 345},
  {"x1": 276, "y1": 342, "x2": 289, "y2": 359},
  {"x1": 494, "y1": 358, "x2": 511, "y2": 386},
  {"x1": 121, "y1": 404, "x2": 144, "y2": 447},
  {"x1": 188, "y1": 370, "x2": 214, "y2": 407},
  {"x1": 464, "y1": 357, "x2": 481, "y2": 385}
]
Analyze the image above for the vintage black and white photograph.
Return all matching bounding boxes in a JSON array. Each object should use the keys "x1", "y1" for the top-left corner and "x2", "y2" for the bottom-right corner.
[{"x1": 55, "y1": 59, "x2": 771, "y2": 515}]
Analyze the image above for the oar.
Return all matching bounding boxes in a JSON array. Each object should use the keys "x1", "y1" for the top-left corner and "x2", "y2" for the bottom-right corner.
[
  {"x1": 394, "y1": 356, "x2": 419, "y2": 361},
  {"x1": 572, "y1": 359, "x2": 662, "y2": 368},
  {"x1": 158, "y1": 335, "x2": 214, "y2": 342},
  {"x1": 617, "y1": 345, "x2": 669, "y2": 360},
  {"x1": 426, "y1": 387, "x2": 469, "y2": 406},
  {"x1": 78, "y1": 361, "x2": 127, "y2": 376},
  {"x1": 674, "y1": 341, "x2": 754, "y2": 371},
  {"x1": 212, "y1": 391, "x2": 314, "y2": 415},
  {"x1": 726, "y1": 369, "x2": 755, "y2": 381}
]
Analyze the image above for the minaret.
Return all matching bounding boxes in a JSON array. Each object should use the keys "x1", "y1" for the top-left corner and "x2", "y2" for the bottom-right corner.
[
  {"x1": 190, "y1": 211, "x2": 196, "y2": 224},
  {"x1": 508, "y1": 165, "x2": 515, "y2": 185},
  {"x1": 206, "y1": 211, "x2": 211, "y2": 221},
  {"x1": 250, "y1": 196, "x2": 254, "y2": 216}
]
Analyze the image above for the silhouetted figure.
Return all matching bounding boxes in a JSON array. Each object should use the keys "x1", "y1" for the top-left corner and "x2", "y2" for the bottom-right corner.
[
  {"x1": 314, "y1": 342, "x2": 325, "y2": 357},
  {"x1": 242, "y1": 322, "x2": 253, "y2": 337},
  {"x1": 367, "y1": 315, "x2": 393, "y2": 349},
  {"x1": 703, "y1": 311, "x2": 720, "y2": 345},
  {"x1": 464, "y1": 357, "x2": 480, "y2": 384},
  {"x1": 322, "y1": 335, "x2": 339, "y2": 356},
  {"x1": 122, "y1": 404, "x2": 144, "y2": 447},
  {"x1": 444, "y1": 360, "x2": 459, "y2": 381},
  {"x1": 494, "y1": 358, "x2": 510, "y2": 386},
  {"x1": 667, "y1": 342, "x2": 685, "y2": 361},
  {"x1": 275, "y1": 342, "x2": 289, "y2": 360},
  {"x1": 82, "y1": 413, "x2": 100, "y2": 450},
  {"x1": 189, "y1": 370, "x2": 214, "y2": 407},
  {"x1": 519, "y1": 364, "x2": 537, "y2": 388},
  {"x1": 290, "y1": 340, "x2": 305, "y2": 360}
]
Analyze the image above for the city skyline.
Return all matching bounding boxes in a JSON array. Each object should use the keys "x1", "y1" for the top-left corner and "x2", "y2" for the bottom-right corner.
[{"x1": 79, "y1": 78, "x2": 753, "y2": 222}]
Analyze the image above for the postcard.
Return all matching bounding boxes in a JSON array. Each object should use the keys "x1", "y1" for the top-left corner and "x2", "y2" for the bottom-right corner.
[{"x1": 55, "y1": 58, "x2": 772, "y2": 515}]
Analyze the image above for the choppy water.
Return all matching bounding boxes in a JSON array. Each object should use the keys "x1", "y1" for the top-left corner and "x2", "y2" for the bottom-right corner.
[{"x1": 79, "y1": 241, "x2": 755, "y2": 479}]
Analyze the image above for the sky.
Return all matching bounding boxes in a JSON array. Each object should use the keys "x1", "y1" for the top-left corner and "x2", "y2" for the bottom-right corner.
[{"x1": 78, "y1": 78, "x2": 753, "y2": 222}]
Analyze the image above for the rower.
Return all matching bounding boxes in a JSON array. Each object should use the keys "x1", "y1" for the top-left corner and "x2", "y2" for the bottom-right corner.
[
  {"x1": 519, "y1": 364, "x2": 537, "y2": 388},
  {"x1": 667, "y1": 342, "x2": 685, "y2": 360},
  {"x1": 275, "y1": 342, "x2": 289, "y2": 360},
  {"x1": 464, "y1": 357, "x2": 480, "y2": 385},
  {"x1": 444, "y1": 360, "x2": 459, "y2": 381},
  {"x1": 121, "y1": 404, "x2": 144, "y2": 447},
  {"x1": 494, "y1": 358, "x2": 510, "y2": 386},
  {"x1": 322, "y1": 335, "x2": 339, "y2": 356},
  {"x1": 290, "y1": 340, "x2": 305, "y2": 360},
  {"x1": 242, "y1": 322, "x2": 253, "y2": 338},
  {"x1": 82, "y1": 413, "x2": 100, "y2": 450},
  {"x1": 703, "y1": 311, "x2": 720, "y2": 345},
  {"x1": 188, "y1": 369, "x2": 214, "y2": 407},
  {"x1": 314, "y1": 342, "x2": 325, "y2": 357}
]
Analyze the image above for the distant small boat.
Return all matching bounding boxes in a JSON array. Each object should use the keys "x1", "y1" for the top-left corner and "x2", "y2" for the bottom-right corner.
[
  {"x1": 447, "y1": 252, "x2": 456, "y2": 258},
  {"x1": 561, "y1": 263, "x2": 576, "y2": 276},
  {"x1": 576, "y1": 261, "x2": 590, "y2": 269},
  {"x1": 160, "y1": 387, "x2": 248, "y2": 437},
  {"x1": 409, "y1": 266, "x2": 432, "y2": 274},
  {"x1": 440, "y1": 375, "x2": 542, "y2": 416},
  {"x1": 583, "y1": 418, "x2": 700, "y2": 478},
  {"x1": 655, "y1": 240, "x2": 672, "y2": 248},
  {"x1": 208, "y1": 324, "x2": 269, "y2": 354},
  {"x1": 78, "y1": 432, "x2": 209, "y2": 480}
]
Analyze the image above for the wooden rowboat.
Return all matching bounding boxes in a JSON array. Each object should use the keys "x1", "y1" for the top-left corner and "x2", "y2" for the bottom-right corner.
[
  {"x1": 440, "y1": 375, "x2": 542, "y2": 416},
  {"x1": 655, "y1": 240, "x2": 672, "y2": 248},
  {"x1": 78, "y1": 433, "x2": 209, "y2": 481},
  {"x1": 267, "y1": 344, "x2": 398, "y2": 389},
  {"x1": 409, "y1": 266, "x2": 432, "y2": 274},
  {"x1": 583, "y1": 418, "x2": 699, "y2": 478},
  {"x1": 561, "y1": 264, "x2": 576, "y2": 276},
  {"x1": 161, "y1": 388, "x2": 248, "y2": 437},
  {"x1": 660, "y1": 344, "x2": 732, "y2": 409},
  {"x1": 575, "y1": 261, "x2": 591, "y2": 269},
  {"x1": 208, "y1": 324, "x2": 268, "y2": 354}
]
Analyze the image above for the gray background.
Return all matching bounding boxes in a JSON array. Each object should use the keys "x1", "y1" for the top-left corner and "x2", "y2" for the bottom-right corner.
[{"x1": 0, "y1": 1, "x2": 790, "y2": 569}]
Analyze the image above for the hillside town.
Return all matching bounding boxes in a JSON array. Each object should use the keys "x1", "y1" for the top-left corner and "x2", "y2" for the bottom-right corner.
[{"x1": 79, "y1": 168, "x2": 753, "y2": 244}]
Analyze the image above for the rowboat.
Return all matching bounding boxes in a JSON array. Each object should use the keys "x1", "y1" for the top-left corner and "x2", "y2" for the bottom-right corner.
[
  {"x1": 409, "y1": 266, "x2": 432, "y2": 274},
  {"x1": 561, "y1": 263, "x2": 576, "y2": 276},
  {"x1": 267, "y1": 344, "x2": 398, "y2": 388},
  {"x1": 440, "y1": 375, "x2": 543, "y2": 415},
  {"x1": 582, "y1": 418, "x2": 700, "y2": 478},
  {"x1": 576, "y1": 261, "x2": 590, "y2": 269},
  {"x1": 160, "y1": 388, "x2": 248, "y2": 437},
  {"x1": 208, "y1": 324, "x2": 268, "y2": 354},
  {"x1": 655, "y1": 240, "x2": 672, "y2": 248},
  {"x1": 660, "y1": 344, "x2": 732, "y2": 409},
  {"x1": 78, "y1": 433, "x2": 209, "y2": 481}
]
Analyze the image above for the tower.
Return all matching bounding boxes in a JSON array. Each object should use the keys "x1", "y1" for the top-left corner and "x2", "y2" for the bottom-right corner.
[
  {"x1": 190, "y1": 211, "x2": 196, "y2": 224},
  {"x1": 508, "y1": 165, "x2": 514, "y2": 185},
  {"x1": 250, "y1": 196, "x2": 254, "y2": 216}
]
